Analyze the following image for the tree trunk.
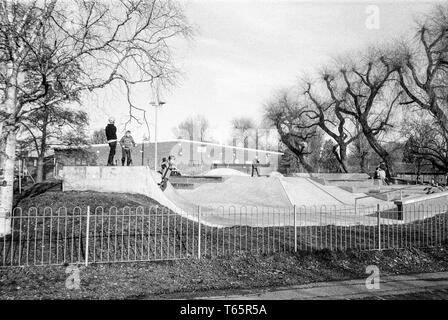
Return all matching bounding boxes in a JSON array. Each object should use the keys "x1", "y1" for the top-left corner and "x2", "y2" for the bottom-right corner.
[
  {"x1": 360, "y1": 153, "x2": 367, "y2": 173},
  {"x1": 362, "y1": 127, "x2": 395, "y2": 177},
  {"x1": 297, "y1": 153, "x2": 314, "y2": 173},
  {"x1": 0, "y1": 130, "x2": 16, "y2": 236},
  {"x1": 0, "y1": 71, "x2": 18, "y2": 236},
  {"x1": 189, "y1": 134, "x2": 194, "y2": 165},
  {"x1": 243, "y1": 136, "x2": 248, "y2": 163},
  {"x1": 429, "y1": 101, "x2": 448, "y2": 136},
  {"x1": 36, "y1": 156, "x2": 45, "y2": 183},
  {"x1": 36, "y1": 110, "x2": 49, "y2": 183},
  {"x1": 280, "y1": 136, "x2": 314, "y2": 173},
  {"x1": 339, "y1": 146, "x2": 349, "y2": 173},
  {"x1": 332, "y1": 144, "x2": 348, "y2": 173}
]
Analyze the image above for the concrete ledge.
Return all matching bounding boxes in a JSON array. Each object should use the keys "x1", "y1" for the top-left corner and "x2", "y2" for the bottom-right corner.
[
  {"x1": 169, "y1": 175, "x2": 223, "y2": 184},
  {"x1": 292, "y1": 173, "x2": 370, "y2": 181},
  {"x1": 394, "y1": 191, "x2": 448, "y2": 206},
  {"x1": 171, "y1": 182, "x2": 196, "y2": 190},
  {"x1": 394, "y1": 191, "x2": 448, "y2": 221}
]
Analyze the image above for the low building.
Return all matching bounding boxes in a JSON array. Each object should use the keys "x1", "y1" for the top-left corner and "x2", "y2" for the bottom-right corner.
[{"x1": 55, "y1": 139, "x2": 282, "y2": 176}]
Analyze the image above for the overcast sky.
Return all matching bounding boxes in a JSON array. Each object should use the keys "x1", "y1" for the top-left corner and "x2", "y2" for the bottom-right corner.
[{"x1": 85, "y1": 0, "x2": 439, "y2": 144}]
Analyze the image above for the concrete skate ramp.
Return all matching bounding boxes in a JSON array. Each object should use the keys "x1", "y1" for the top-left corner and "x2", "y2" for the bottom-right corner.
[
  {"x1": 281, "y1": 177, "x2": 388, "y2": 207},
  {"x1": 61, "y1": 166, "x2": 391, "y2": 227},
  {"x1": 161, "y1": 180, "x2": 243, "y2": 227},
  {"x1": 178, "y1": 176, "x2": 292, "y2": 208},
  {"x1": 280, "y1": 177, "x2": 346, "y2": 206},
  {"x1": 62, "y1": 166, "x2": 222, "y2": 227}
]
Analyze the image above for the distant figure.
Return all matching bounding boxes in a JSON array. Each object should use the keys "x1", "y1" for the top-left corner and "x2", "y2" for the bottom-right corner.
[
  {"x1": 119, "y1": 130, "x2": 136, "y2": 166},
  {"x1": 379, "y1": 161, "x2": 391, "y2": 185},
  {"x1": 373, "y1": 167, "x2": 380, "y2": 180},
  {"x1": 105, "y1": 117, "x2": 117, "y2": 166},
  {"x1": 424, "y1": 179, "x2": 444, "y2": 194},
  {"x1": 251, "y1": 157, "x2": 260, "y2": 177},
  {"x1": 378, "y1": 167, "x2": 386, "y2": 186},
  {"x1": 159, "y1": 155, "x2": 178, "y2": 190}
]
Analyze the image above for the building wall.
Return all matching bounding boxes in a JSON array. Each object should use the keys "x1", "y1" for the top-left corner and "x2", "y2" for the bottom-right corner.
[{"x1": 79, "y1": 140, "x2": 281, "y2": 175}]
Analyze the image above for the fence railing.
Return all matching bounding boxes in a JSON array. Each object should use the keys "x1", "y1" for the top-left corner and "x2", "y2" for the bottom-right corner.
[{"x1": 1, "y1": 203, "x2": 448, "y2": 267}]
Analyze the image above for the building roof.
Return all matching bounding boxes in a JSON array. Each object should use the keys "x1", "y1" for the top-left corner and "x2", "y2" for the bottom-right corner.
[{"x1": 53, "y1": 146, "x2": 90, "y2": 151}]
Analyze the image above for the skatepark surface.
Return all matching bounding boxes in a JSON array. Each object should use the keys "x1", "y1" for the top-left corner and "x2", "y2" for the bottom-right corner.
[
  {"x1": 178, "y1": 176, "x2": 388, "y2": 208},
  {"x1": 62, "y1": 166, "x2": 395, "y2": 227}
]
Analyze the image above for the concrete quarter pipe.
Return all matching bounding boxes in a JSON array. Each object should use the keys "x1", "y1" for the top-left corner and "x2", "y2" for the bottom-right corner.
[{"x1": 61, "y1": 166, "x2": 387, "y2": 227}]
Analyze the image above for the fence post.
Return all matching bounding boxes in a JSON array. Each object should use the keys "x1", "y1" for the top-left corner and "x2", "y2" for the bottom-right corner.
[
  {"x1": 293, "y1": 205, "x2": 297, "y2": 252},
  {"x1": 197, "y1": 206, "x2": 201, "y2": 259},
  {"x1": 85, "y1": 206, "x2": 90, "y2": 267},
  {"x1": 377, "y1": 204, "x2": 381, "y2": 251}
]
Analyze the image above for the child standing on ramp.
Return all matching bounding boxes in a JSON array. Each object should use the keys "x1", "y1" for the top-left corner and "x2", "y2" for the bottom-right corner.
[{"x1": 119, "y1": 130, "x2": 137, "y2": 166}]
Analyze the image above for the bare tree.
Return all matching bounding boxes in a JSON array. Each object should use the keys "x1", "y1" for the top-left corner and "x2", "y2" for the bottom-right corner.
[
  {"x1": 264, "y1": 92, "x2": 316, "y2": 172},
  {"x1": 173, "y1": 115, "x2": 210, "y2": 142},
  {"x1": 196, "y1": 115, "x2": 210, "y2": 142},
  {"x1": 17, "y1": 37, "x2": 84, "y2": 183},
  {"x1": 301, "y1": 77, "x2": 358, "y2": 173},
  {"x1": 319, "y1": 139, "x2": 343, "y2": 172},
  {"x1": 401, "y1": 111, "x2": 448, "y2": 172},
  {"x1": 91, "y1": 129, "x2": 107, "y2": 144},
  {"x1": 394, "y1": 4, "x2": 448, "y2": 170},
  {"x1": 231, "y1": 117, "x2": 255, "y2": 149},
  {"x1": 397, "y1": 5, "x2": 448, "y2": 130},
  {"x1": 172, "y1": 115, "x2": 210, "y2": 165},
  {"x1": 349, "y1": 123, "x2": 371, "y2": 173},
  {"x1": 334, "y1": 51, "x2": 402, "y2": 177},
  {"x1": 0, "y1": 0, "x2": 191, "y2": 235},
  {"x1": 19, "y1": 107, "x2": 88, "y2": 182}
]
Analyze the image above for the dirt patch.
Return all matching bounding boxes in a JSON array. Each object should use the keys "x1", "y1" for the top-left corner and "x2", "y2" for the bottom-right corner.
[{"x1": 1, "y1": 247, "x2": 448, "y2": 300}]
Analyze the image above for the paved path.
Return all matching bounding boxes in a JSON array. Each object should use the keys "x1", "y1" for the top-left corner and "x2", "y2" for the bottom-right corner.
[{"x1": 196, "y1": 272, "x2": 448, "y2": 300}]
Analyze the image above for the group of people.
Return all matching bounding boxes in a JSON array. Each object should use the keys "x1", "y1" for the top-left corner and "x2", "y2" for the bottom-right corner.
[
  {"x1": 105, "y1": 117, "x2": 137, "y2": 166},
  {"x1": 105, "y1": 117, "x2": 180, "y2": 189}
]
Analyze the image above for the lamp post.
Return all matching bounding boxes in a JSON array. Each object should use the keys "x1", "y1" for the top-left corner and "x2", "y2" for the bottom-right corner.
[
  {"x1": 141, "y1": 141, "x2": 144, "y2": 166},
  {"x1": 150, "y1": 101, "x2": 165, "y2": 170}
]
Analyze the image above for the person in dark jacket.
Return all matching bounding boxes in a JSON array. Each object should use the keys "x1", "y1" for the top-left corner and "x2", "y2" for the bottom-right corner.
[
  {"x1": 105, "y1": 117, "x2": 117, "y2": 166},
  {"x1": 159, "y1": 157, "x2": 168, "y2": 175},
  {"x1": 251, "y1": 157, "x2": 260, "y2": 177}
]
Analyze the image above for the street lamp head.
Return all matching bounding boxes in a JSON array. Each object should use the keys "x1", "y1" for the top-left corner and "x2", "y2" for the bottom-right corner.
[{"x1": 150, "y1": 101, "x2": 166, "y2": 106}]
